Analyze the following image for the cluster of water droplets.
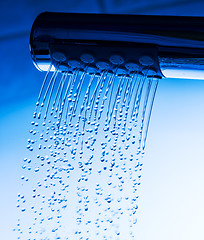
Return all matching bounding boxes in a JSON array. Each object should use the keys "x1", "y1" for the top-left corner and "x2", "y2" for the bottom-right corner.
[{"x1": 15, "y1": 62, "x2": 159, "y2": 239}]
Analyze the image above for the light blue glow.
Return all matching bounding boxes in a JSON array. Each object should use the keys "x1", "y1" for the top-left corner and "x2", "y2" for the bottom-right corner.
[{"x1": 1, "y1": 75, "x2": 204, "y2": 240}]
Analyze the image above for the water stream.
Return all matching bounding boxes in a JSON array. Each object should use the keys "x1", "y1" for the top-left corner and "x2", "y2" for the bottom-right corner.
[{"x1": 16, "y1": 64, "x2": 159, "y2": 239}]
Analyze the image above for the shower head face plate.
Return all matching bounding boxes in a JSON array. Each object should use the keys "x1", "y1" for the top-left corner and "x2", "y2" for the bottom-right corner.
[{"x1": 47, "y1": 41, "x2": 161, "y2": 77}]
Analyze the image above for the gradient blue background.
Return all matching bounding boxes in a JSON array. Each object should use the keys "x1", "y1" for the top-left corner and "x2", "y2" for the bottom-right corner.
[{"x1": 1, "y1": 0, "x2": 204, "y2": 239}]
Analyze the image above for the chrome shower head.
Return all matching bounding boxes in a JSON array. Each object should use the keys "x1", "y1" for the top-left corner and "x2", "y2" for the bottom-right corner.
[{"x1": 30, "y1": 12, "x2": 204, "y2": 79}]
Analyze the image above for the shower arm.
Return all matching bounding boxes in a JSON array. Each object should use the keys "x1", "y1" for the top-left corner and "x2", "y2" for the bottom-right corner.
[{"x1": 30, "y1": 12, "x2": 204, "y2": 79}]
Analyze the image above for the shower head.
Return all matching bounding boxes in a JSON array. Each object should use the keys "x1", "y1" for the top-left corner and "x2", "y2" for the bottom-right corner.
[{"x1": 30, "y1": 12, "x2": 204, "y2": 80}]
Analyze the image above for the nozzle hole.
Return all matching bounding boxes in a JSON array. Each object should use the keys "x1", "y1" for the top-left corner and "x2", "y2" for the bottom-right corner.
[
  {"x1": 109, "y1": 55, "x2": 124, "y2": 65},
  {"x1": 139, "y1": 56, "x2": 154, "y2": 66},
  {"x1": 68, "y1": 60, "x2": 81, "y2": 69},
  {"x1": 52, "y1": 52, "x2": 66, "y2": 62},
  {"x1": 125, "y1": 62, "x2": 139, "y2": 72},
  {"x1": 96, "y1": 61, "x2": 110, "y2": 70},
  {"x1": 80, "y1": 54, "x2": 95, "y2": 64}
]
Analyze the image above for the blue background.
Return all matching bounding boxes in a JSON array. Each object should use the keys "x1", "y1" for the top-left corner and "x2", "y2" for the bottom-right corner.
[{"x1": 1, "y1": 0, "x2": 204, "y2": 239}]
